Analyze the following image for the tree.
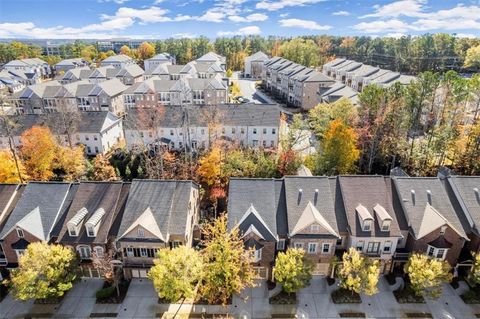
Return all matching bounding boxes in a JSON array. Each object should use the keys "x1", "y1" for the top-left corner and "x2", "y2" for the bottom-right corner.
[
  {"x1": 120, "y1": 45, "x2": 132, "y2": 57},
  {"x1": 230, "y1": 81, "x2": 242, "y2": 102},
  {"x1": 137, "y1": 42, "x2": 155, "y2": 61},
  {"x1": 404, "y1": 253, "x2": 452, "y2": 298},
  {"x1": 148, "y1": 246, "x2": 203, "y2": 302},
  {"x1": 200, "y1": 215, "x2": 255, "y2": 305},
  {"x1": 20, "y1": 126, "x2": 57, "y2": 181},
  {"x1": 273, "y1": 248, "x2": 313, "y2": 293},
  {"x1": 317, "y1": 119, "x2": 359, "y2": 175},
  {"x1": 338, "y1": 248, "x2": 380, "y2": 296},
  {"x1": 0, "y1": 151, "x2": 26, "y2": 183},
  {"x1": 6, "y1": 242, "x2": 78, "y2": 301},
  {"x1": 0, "y1": 98, "x2": 24, "y2": 183},
  {"x1": 226, "y1": 69, "x2": 233, "y2": 78},
  {"x1": 54, "y1": 146, "x2": 86, "y2": 181},
  {"x1": 468, "y1": 253, "x2": 480, "y2": 286},
  {"x1": 465, "y1": 45, "x2": 480, "y2": 69},
  {"x1": 197, "y1": 147, "x2": 224, "y2": 187},
  {"x1": 91, "y1": 154, "x2": 117, "y2": 181}
]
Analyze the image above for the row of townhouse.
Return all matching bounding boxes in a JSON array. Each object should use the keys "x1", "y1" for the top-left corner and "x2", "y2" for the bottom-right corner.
[
  {"x1": 57, "y1": 65, "x2": 144, "y2": 86},
  {"x1": 11, "y1": 79, "x2": 127, "y2": 115},
  {"x1": 54, "y1": 58, "x2": 90, "y2": 74},
  {"x1": 319, "y1": 58, "x2": 417, "y2": 104},
  {"x1": 228, "y1": 175, "x2": 480, "y2": 280},
  {"x1": 1, "y1": 174, "x2": 480, "y2": 281},
  {"x1": 0, "y1": 179, "x2": 199, "y2": 279},
  {"x1": 124, "y1": 103, "x2": 284, "y2": 151},
  {"x1": 3, "y1": 58, "x2": 51, "y2": 79},
  {"x1": 260, "y1": 56, "x2": 335, "y2": 110},
  {"x1": 123, "y1": 77, "x2": 227, "y2": 108},
  {"x1": 0, "y1": 111, "x2": 123, "y2": 156}
]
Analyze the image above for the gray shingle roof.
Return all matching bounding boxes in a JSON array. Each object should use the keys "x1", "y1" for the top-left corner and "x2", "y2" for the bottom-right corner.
[
  {"x1": 0, "y1": 182, "x2": 73, "y2": 240},
  {"x1": 393, "y1": 177, "x2": 468, "y2": 239},
  {"x1": 338, "y1": 175, "x2": 402, "y2": 237},
  {"x1": 117, "y1": 180, "x2": 197, "y2": 241},
  {"x1": 445, "y1": 176, "x2": 480, "y2": 236}
]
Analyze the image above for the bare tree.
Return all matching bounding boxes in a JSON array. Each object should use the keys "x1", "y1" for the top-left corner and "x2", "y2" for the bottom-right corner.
[{"x1": 92, "y1": 243, "x2": 122, "y2": 297}]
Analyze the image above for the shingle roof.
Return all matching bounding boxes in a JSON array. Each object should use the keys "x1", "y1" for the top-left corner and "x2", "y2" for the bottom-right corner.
[
  {"x1": 393, "y1": 177, "x2": 468, "y2": 240},
  {"x1": 0, "y1": 184, "x2": 20, "y2": 224},
  {"x1": 338, "y1": 175, "x2": 402, "y2": 237},
  {"x1": 247, "y1": 51, "x2": 269, "y2": 62},
  {"x1": 284, "y1": 176, "x2": 339, "y2": 238},
  {"x1": 102, "y1": 54, "x2": 134, "y2": 63},
  {"x1": 446, "y1": 176, "x2": 480, "y2": 236},
  {"x1": 57, "y1": 182, "x2": 128, "y2": 244},
  {"x1": 117, "y1": 180, "x2": 197, "y2": 241},
  {"x1": 0, "y1": 182, "x2": 73, "y2": 240}
]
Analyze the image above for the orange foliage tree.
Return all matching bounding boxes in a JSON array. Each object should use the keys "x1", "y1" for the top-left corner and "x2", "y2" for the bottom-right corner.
[{"x1": 20, "y1": 126, "x2": 57, "y2": 181}]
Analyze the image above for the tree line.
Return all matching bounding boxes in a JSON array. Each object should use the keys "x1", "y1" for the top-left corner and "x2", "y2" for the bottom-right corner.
[{"x1": 2, "y1": 34, "x2": 479, "y2": 73}]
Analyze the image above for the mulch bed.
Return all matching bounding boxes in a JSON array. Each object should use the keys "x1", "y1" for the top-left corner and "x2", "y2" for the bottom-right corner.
[
  {"x1": 34, "y1": 296, "x2": 64, "y2": 304},
  {"x1": 404, "y1": 313, "x2": 433, "y2": 318},
  {"x1": 331, "y1": 288, "x2": 362, "y2": 304},
  {"x1": 90, "y1": 313, "x2": 118, "y2": 318},
  {"x1": 96, "y1": 280, "x2": 130, "y2": 304},
  {"x1": 269, "y1": 290, "x2": 297, "y2": 305},
  {"x1": 393, "y1": 287, "x2": 425, "y2": 304},
  {"x1": 461, "y1": 288, "x2": 480, "y2": 304},
  {"x1": 339, "y1": 312, "x2": 366, "y2": 318},
  {"x1": 194, "y1": 297, "x2": 232, "y2": 305},
  {"x1": 0, "y1": 284, "x2": 8, "y2": 303}
]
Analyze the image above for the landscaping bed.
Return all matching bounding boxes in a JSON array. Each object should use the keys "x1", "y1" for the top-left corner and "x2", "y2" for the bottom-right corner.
[
  {"x1": 393, "y1": 286, "x2": 425, "y2": 304},
  {"x1": 0, "y1": 283, "x2": 8, "y2": 303},
  {"x1": 461, "y1": 288, "x2": 480, "y2": 304},
  {"x1": 331, "y1": 288, "x2": 361, "y2": 304},
  {"x1": 339, "y1": 312, "x2": 366, "y2": 318},
  {"x1": 385, "y1": 273, "x2": 397, "y2": 286},
  {"x1": 404, "y1": 313, "x2": 432, "y2": 318},
  {"x1": 269, "y1": 290, "x2": 297, "y2": 305},
  {"x1": 96, "y1": 279, "x2": 130, "y2": 304},
  {"x1": 326, "y1": 277, "x2": 336, "y2": 286},
  {"x1": 34, "y1": 296, "x2": 65, "y2": 304}
]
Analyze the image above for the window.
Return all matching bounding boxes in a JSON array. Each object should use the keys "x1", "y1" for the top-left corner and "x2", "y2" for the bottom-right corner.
[
  {"x1": 277, "y1": 239, "x2": 285, "y2": 250},
  {"x1": 252, "y1": 248, "x2": 262, "y2": 262},
  {"x1": 85, "y1": 136, "x2": 90, "y2": 141},
  {"x1": 263, "y1": 128, "x2": 267, "y2": 134},
  {"x1": 137, "y1": 227, "x2": 145, "y2": 238},
  {"x1": 68, "y1": 225, "x2": 77, "y2": 237},
  {"x1": 381, "y1": 220, "x2": 391, "y2": 232},
  {"x1": 440, "y1": 225, "x2": 447, "y2": 235},
  {"x1": 383, "y1": 241, "x2": 392, "y2": 253},
  {"x1": 126, "y1": 247, "x2": 134, "y2": 257},
  {"x1": 262, "y1": 140, "x2": 266, "y2": 147},
  {"x1": 140, "y1": 248, "x2": 148, "y2": 257},
  {"x1": 241, "y1": 128, "x2": 245, "y2": 134},
  {"x1": 253, "y1": 128, "x2": 257, "y2": 134},
  {"x1": 94, "y1": 136, "x2": 98, "y2": 141},
  {"x1": 94, "y1": 246, "x2": 104, "y2": 258},
  {"x1": 272, "y1": 128, "x2": 276, "y2": 134},
  {"x1": 427, "y1": 245, "x2": 447, "y2": 260},
  {"x1": 15, "y1": 249, "x2": 25, "y2": 258},
  {"x1": 336, "y1": 237, "x2": 343, "y2": 246},
  {"x1": 270, "y1": 140, "x2": 275, "y2": 147},
  {"x1": 308, "y1": 243, "x2": 317, "y2": 254},
  {"x1": 366, "y1": 242, "x2": 380, "y2": 254},
  {"x1": 356, "y1": 241, "x2": 364, "y2": 251},
  {"x1": 170, "y1": 129, "x2": 174, "y2": 136},
  {"x1": 322, "y1": 243, "x2": 330, "y2": 254},
  {"x1": 94, "y1": 146, "x2": 99, "y2": 154},
  {"x1": 77, "y1": 246, "x2": 92, "y2": 259},
  {"x1": 86, "y1": 225, "x2": 95, "y2": 237},
  {"x1": 87, "y1": 146, "x2": 92, "y2": 153},
  {"x1": 16, "y1": 228, "x2": 24, "y2": 238},
  {"x1": 294, "y1": 242, "x2": 303, "y2": 249},
  {"x1": 172, "y1": 241, "x2": 180, "y2": 248},
  {"x1": 232, "y1": 128, "x2": 236, "y2": 134},
  {"x1": 311, "y1": 225, "x2": 320, "y2": 232},
  {"x1": 363, "y1": 220, "x2": 372, "y2": 231}
]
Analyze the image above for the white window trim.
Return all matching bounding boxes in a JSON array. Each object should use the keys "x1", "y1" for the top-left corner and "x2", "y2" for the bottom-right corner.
[
  {"x1": 172, "y1": 240, "x2": 180, "y2": 248},
  {"x1": 277, "y1": 239, "x2": 286, "y2": 250},
  {"x1": 294, "y1": 242, "x2": 303, "y2": 250},
  {"x1": 68, "y1": 225, "x2": 78, "y2": 237},
  {"x1": 356, "y1": 241, "x2": 364, "y2": 252},
  {"x1": 137, "y1": 227, "x2": 145, "y2": 238},
  {"x1": 310, "y1": 225, "x2": 320, "y2": 232},
  {"x1": 322, "y1": 243, "x2": 330, "y2": 254},
  {"x1": 126, "y1": 247, "x2": 134, "y2": 257},
  {"x1": 94, "y1": 246, "x2": 104, "y2": 258},
  {"x1": 308, "y1": 242, "x2": 317, "y2": 254},
  {"x1": 363, "y1": 220, "x2": 372, "y2": 232},
  {"x1": 427, "y1": 245, "x2": 448, "y2": 260},
  {"x1": 383, "y1": 241, "x2": 392, "y2": 254},
  {"x1": 77, "y1": 245, "x2": 92, "y2": 259},
  {"x1": 16, "y1": 228, "x2": 24, "y2": 238},
  {"x1": 381, "y1": 220, "x2": 391, "y2": 232}
]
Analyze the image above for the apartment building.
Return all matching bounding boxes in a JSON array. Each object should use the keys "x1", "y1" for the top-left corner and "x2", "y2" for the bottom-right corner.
[
  {"x1": 124, "y1": 103, "x2": 283, "y2": 151},
  {"x1": 115, "y1": 180, "x2": 199, "y2": 278},
  {"x1": 0, "y1": 111, "x2": 123, "y2": 156},
  {"x1": 0, "y1": 70, "x2": 28, "y2": 93},
  {"x1": 244, "y1": 51, "x2": 269, "y2": 78}
]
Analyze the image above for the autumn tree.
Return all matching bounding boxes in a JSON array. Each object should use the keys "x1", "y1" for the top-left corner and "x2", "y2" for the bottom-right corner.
[
  {"x1": 317, "y1": 119, "x2": 359, "y2": 175},
  {"x1": 200, "y1": 215, "x2": 255, "y2": 305},
  {"x1": 91, "y1": 154, "x2": 117, "y2": 181},
  {"x1": 404, "y1": 253, "x2": 452, "y2": 298},
  {"x1": 465, "y1": 44, "x2": 480, "y2": 69},
  {"x1": 6, "y1": 242, "x2": 78, "y2": 301},
  {"x1": 468, "y1": 253, "x2": 480, "y2": 286},
  {"x1": 338, "y1": 248, "x2": 380, "y2": 296},
  {"x1": 197, "y1": 146, "x2": 224, "y2": 187},
  {"x1": 0, "y1": 96, "x2": 24, "y2": 182},
  {"x1": 273, "y1": 248, "x2": 313, "y2": 293},
  {"x1": 54, "y1": 145, "x2": 86, "y2": 181},
  {"x1": 148, "y1": 246, "x2": 203, "y2": 302},
  {"x1": 20, "y1": 126, "x2": 57, "y2": 181},
  {"x1": 137, "y1": 42, "x2": 155, "y2": 61},
  {"x1": 0, "y1": 151, "x2": 26, "y2": 183},
  {"x1": 120, "y1": 45, "x2": 132, "y2": 57}
]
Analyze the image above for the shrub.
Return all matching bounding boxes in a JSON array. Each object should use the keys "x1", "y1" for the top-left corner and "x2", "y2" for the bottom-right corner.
[{"x1": 96, "y1": 286, "x2": 115, "y2": 300}]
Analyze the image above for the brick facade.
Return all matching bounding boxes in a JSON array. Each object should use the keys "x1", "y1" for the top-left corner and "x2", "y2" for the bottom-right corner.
[{"x1": 1, "y1": 228, "x2": 39, "y2": 266}]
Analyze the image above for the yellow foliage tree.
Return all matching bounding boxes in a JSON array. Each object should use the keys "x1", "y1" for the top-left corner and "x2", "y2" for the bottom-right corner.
[
  {"x1": 197, "y1": 147, "x2": 223, "y2": 187},
  {"x1": 0, "y1": 151, "x2": 26, "y2": 183},
  {"x1": 338, "y1": 247, "x2": 380, "y2": 296},
  {"x1": 405, "y1": 253, "x2": 452, "y2": 298},
  {"x1": 55, "y1": 145, "x2": 86, "y2": 181},
  {"x1": 20, "y1": 126, "x2": 57, "y2": 181},
  {"x1": 92, "y1": 154, "x2": 117, "y2": 181},
  {"x1": 119, "y1": 45, "x2": 132, "y2": 57},
  {"x1": 137, "y1": 42, "x2": 155, "y2": 60}
]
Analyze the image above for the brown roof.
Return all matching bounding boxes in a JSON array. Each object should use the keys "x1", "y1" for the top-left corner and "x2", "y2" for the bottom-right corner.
[
  {"x1": 0, "y1": 184, "x2": 24, "y2": 231},
  {"x1": 338, "y1": 176, "x2": 402, "y2": 237},
  {"x1": 57, "y1": 182, "x2": 129, "y2": 245}
]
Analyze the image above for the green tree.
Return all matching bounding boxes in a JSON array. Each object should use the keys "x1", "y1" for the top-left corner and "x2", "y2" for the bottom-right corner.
[
  {"x1": 308, "y1": 98, "x2": 358, "y2": 140},
  {"x1": 468, "y1": 253, "x2": 480, "y2": 286},
  {"x1": 148, "y1": 246, "x2": 203, "y2": 302},
  {"x1": 226, "y1": 69, "x2": 233, "y2": 78},
  {"x1": 465, "y1": 44, "x2": 480, "y2": 68},
  {"x1": 317, "y1": 119, "x2": 359, "y2": 175},
  {"x1": 404, "y1": 253, "x2": 452, "y2": 298},
  {"x1": 200, "y1": 215, "x2": 255, "y2": 305},
  {"x1": 338, "y1": 248, "x2": 380, "y2": 296},
  {"x1": 273, "y1": 248, "x2": 313, "y2": 293},
  {"x1": 6, "y1": 242, "x2": 78, "y2": 301}
]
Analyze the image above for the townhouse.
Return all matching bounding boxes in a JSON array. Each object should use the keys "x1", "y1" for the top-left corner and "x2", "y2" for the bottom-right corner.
[
  {"x1": 319, "y1": 83, "x2": 359, "y2": 105},
  {"x1": 0, "y1": 184, "x2": 24, "y2": 267},
  {"x1": 196, "y1": 52, "x2": 226, "y2": 71},
  {"x1": 144, "y1": 53, "x2": 175, "y2": 72},
  {"x1": 0, "y1": 70, "x2": 27, "y2": 93},
  {"x1": 322, "y1": 58, "x2": 347, "y2": 77},
  {"x1": 124, "y1": 103, "x2": 283, "y2": 151},
  {"x1": 57, "y1": 182, "x2": 130, "y2": 277},
  {"x1": 363, "y1": 71, "x2": 416, "y2": 88},
  {"x1": 57, "y1": 67, "x2": 93, "y2": 84},
  {"x1": 392, "y1": 177, "x2": 469, "y2": 267},
  {"x1": 346, "y1": 64, "x2": 379, "y2": 91},
  {"x1": 0, "y1": 111, "x2": 123, "y2": 156},
  {"x1": 3, "y1": 58, "x2": 51, "y2": 78},
  {"x1": 54, "y1": 58, "x2": 89, "y2": 74},
  {"x1": 227, "y1": 178, "x2": 287, "y2": 280},
  {"x1": 100, "y1": 54, "x2": 136, "y2": 69},
  {"x1": 0, "y1": 182, "x2": 77, "y2": 268},
  {"x1": 337, "y1": 176, "x2": 403, "y2": 273},
  {"x1": 115, "y1": 180, "x2": 199, "y2": 278},
  {"x1": 244, "y1": 51, "x2": 269, "y2": 78}
]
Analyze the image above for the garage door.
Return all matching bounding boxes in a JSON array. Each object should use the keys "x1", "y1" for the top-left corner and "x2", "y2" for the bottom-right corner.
[{"x1": 312, "y1": 263, "x2": 329, "y2": 276}]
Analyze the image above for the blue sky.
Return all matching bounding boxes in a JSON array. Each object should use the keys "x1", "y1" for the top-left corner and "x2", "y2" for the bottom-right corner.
[{"x1": 0, "y1": 0, "x2": 479, "y2": 39}]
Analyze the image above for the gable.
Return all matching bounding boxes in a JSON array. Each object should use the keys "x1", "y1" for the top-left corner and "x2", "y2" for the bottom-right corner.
[
  {"x1": 417, "y1": 204, "x2": 464, "y2": 240},
  {"x1": 4, "y1": 206, "x2": 45, "y2": 241},
  {"x1": 119, "y1": 207, "x2": 166, "y2": 242},
  {"x1": 291, "y1": 201, "x2": 339, "y2": 238},
  {"x1": 235, "y1": 204, "x2": 277, "y2": 242}
]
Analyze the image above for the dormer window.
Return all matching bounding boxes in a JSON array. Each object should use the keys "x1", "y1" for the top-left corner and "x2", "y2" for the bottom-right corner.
[
  {"x1": 68, "y1": 225, "x2": 77, "y2": 237},
  {"x1": 84, "y1": 208, "x2": 105, "y2": 238},
  {"x1": 363, "y1": 219, "x2": 372, "y2": 231},
  {"x1": 381, "y1": 220, "x2": 391, "y2": 232},
  {"x1": 374, "y1": 204, "x2": 393, "y2": 232},
  {"x1": 356, "y1": 204, "x2": 374, "y2": 232},
  {"x1": 86, "y1": 225, "x2": 95, "y2": 237},
  {"x1": 440, "y1": 225, "x2": 447, "y2": 235},
  {"x1": 67, "y1": 207, "x2": 88, "y2": 238}
]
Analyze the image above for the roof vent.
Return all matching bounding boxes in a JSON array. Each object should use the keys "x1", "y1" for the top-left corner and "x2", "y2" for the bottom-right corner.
[
  {"x1": 297, "y1": 188, "x2": 302, "y2": 205},
  {"x1": 411, "y1": 189, "x2": 416, "y2": 205},
  {"x1": 426, "y1": 190, "x2": 432, "y2": 204},
  {"x1": 314, "y1": 189, "x2": 319, "y2": 205},
  {"x1": 299, "y1": 188, "x2": 303, "y2": 194},
  {"x1": 475, "y1": 188, "x2": 480, "y2": 204}
]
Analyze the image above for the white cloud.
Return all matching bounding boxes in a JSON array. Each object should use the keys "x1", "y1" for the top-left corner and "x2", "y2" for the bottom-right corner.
[
  {"x1": 360, "y1": 0, "x2": 427, "y2": 19},
  {"x1": 228, "y1": 13, "x2": 268, "y2": 22},
  {"x1": 153, "y1": 0, "x2": 164, "y2": 4},
  {"x1": 256, "y1": 0, "x2": 324, "y2": 11},
  {"x1": 279, "y1": 13, "x2": 289, "y2": 18},
  {"x1": 217, "y1": 25, "x2": 261, "y2": 36},
  {"x1": 279, "y1": 18, "x2": 331, "y2": 30},
  {"x1": 98, "y1": 0, "x2": 131, "y2": 4},
  {"x1": 172, "y1": 32, "x2": 198, "y2": 38},
  {"x1": 386, "y1": 32, "x2": 407, "y2": 38},
  {"x1": 332, "y1": 11, "x2": 350, "y2": 16},
  {"x1": 354, "y1": 19, "x2": 410, "y2": 33}
]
